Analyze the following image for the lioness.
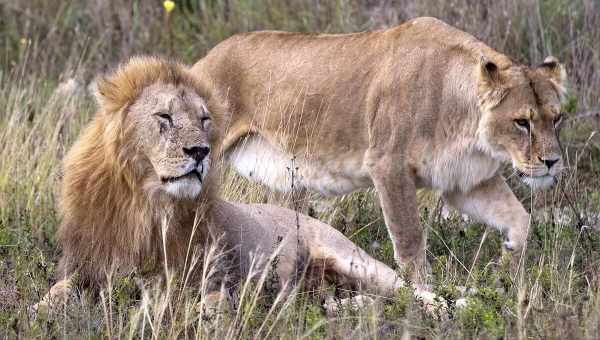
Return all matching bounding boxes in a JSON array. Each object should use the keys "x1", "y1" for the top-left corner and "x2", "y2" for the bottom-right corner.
[
  {"x1": 35, "y1": 56, "x2": 448, "y2": 314},
  {"x1": 191, "y1": 17, "x2": 567, "y2": 276}
]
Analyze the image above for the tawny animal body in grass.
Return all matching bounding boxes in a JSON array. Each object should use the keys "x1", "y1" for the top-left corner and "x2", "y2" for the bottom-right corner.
[
  {"x1": 36, "y1": 56, "x2": 443, "y2": 313},
  {"x1": 191, "y1": 17, "x2": 568, "y2": 277}
]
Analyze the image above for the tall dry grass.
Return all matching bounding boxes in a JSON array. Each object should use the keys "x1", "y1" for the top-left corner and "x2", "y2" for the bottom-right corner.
[{"x1": 1, "y1": 0, "x2": 599, "y2": 338}]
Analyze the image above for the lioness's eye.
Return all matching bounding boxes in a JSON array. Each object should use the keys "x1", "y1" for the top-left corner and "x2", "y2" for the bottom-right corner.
[
  {"x1": 514, "y1": 119, "x2": 530, "y2": 131},
  {"x1": 553, "y1": 113, "x2": 564, "y2": 128}
]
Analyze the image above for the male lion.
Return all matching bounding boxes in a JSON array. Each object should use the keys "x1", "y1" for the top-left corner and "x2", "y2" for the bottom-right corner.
[
  {"x1": 35, "y1": 56, "x2": 450, "y2": 314},
  {"x1": 191, "y1": 17, "x2": 568, "y2": 277}
]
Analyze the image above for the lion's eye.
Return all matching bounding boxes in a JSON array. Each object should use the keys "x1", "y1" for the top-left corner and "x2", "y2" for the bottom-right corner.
[
  {"x1": 514, "y1": 119, "x2": 530, "y2": 131},
  {"x1": 154, "y1": 112, "x2": 173, "y2": 133},
  {"x1": 201, "y1": 116, "x2": 211, "y2": 130},
  {"x1": 553, "y1": 113, "x2": 564, "y2": 128},
  {"x1": 155, "y1": 113, "x2": 172, "y2": 122}
]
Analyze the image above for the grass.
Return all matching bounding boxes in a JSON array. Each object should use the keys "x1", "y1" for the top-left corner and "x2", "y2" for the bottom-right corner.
[{"x1": 1, "y1": 0, "x2": 600, "y2": 338}]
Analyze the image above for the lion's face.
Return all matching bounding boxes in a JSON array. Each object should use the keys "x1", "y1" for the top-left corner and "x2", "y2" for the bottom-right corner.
[
  {"x1": 128, "y1": 82, "x2": 214, "y2": 199},
  {"x1": 477, "y1": 58, "x2": 567, "y2": 190}
]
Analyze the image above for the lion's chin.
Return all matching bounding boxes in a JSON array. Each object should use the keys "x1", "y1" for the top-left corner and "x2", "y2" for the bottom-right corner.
[
  {"x1": 164, "y1": 177, "x2": 203, "y2": 200},
  {"x1": 520, "y1": 175, "x2": 555, "y2": 190}
]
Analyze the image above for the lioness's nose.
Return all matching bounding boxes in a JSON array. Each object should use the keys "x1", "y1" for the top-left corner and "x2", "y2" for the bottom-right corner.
[
  {"x1": 183, "y1": 145, "x2": 210, "y2": 163},
  {"x1": 539, "y1": 156, "x2": 559, "y2": 169}
]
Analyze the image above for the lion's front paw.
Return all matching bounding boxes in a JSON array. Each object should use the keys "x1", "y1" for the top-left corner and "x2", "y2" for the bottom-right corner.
[
  {"x1": 323, "y1": 295, "x2": 379, "y2": 317},
  {"x1": 413, "y1": 288, "x2": 448, "y2": 315},
  {"x1": 413, "y1": 286, "x2": 469, "y2": 318},
  {"x1": 31, "y1": 278, "x2": 74, "y2": 317}
]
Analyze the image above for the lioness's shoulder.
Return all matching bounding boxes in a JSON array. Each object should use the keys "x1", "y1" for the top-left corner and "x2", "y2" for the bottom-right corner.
[
  {"x1": 210, "y1": 30, "x2": 320, "y2": 53},
  {"x1": 399, "y1": 16, "x2": 475, "y2": 41},
  {"x1": 211, "y1": 16, "x2": 469, "y2": 50},
  {"x1": 403, "y1": 16, "x2": 448, "y2": 28}
]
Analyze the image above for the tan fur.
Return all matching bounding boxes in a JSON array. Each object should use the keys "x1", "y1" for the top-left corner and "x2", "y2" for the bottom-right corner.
[
  {"x1": 36, "y1": 56, "x2": 454, "y2": 314},
  {"x1": 56, "y1": 56, "x2": 222, "y2": 285},
  {"x1": 192, "y1": 17, "x2": 568, "y2": 276}
]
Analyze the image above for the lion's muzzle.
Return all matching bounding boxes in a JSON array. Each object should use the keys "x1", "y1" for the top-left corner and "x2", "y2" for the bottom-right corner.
[{"x1": 162, "y1": 158, "x2": 210, "y2": 200}]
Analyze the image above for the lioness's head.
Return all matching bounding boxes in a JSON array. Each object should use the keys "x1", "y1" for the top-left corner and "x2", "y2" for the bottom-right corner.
[
  {"x1": 94, "y1": 56, "x2": 219, "y2": 200},
  {"x1": 476, "y1": 56, "x2": 567, "y2": 190}
]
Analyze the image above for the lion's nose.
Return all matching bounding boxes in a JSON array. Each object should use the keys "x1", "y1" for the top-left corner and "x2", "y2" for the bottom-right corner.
[
  {"x1": 183, "y1": 145, "x2": 210, "y2": 163},
  {"x1": 539, "y1": 156, "x2": 559, "y2": 169}
]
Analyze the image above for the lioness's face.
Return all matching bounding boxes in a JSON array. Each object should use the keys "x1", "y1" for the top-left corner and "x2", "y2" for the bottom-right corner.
[
  {"x1": 129, "y1": 82, "x2": 214, "y2": 199},
  {"x1": 478, "y1": 61, "x2": 566, "y2": 190}
]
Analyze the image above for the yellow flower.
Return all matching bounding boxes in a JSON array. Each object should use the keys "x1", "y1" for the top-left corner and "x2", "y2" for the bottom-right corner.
[{"x1": 163, "y1": 0, "x2": 175, "y2": 13}]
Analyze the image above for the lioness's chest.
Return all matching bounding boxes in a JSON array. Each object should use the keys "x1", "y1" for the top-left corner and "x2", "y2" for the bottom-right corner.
[
  {"x1": 226, "y1": 135, "x2": 371, "y2": 195},
  {"x1": 415, "y1": 147, "x2": 501, "y2": 192}
]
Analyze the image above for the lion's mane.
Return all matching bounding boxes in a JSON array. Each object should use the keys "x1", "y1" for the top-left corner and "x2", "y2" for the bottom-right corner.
[{"x1": 57, "y1": 56, "x2": 222, "y2": 285}]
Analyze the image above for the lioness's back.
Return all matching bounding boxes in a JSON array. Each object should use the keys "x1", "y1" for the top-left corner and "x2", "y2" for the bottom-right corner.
[
  {"x1": 191, "y1": 16, "x2": 509, "y2": 156},
  {"x1": 194, "y1": 17, "x2": 506, "y2": 80}
]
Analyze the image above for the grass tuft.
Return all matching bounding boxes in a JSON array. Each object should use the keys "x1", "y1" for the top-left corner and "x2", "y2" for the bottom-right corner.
[{"x1": 1, "y1": 0, "x2": 599, "y2": 338}]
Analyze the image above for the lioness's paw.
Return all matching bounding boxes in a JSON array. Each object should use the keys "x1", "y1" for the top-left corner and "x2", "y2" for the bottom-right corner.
[
  {"x1": 504, "y1": 227, "x2": 527, "y2": 253},
  {"x1": 503, "y1": 240, "x2": 518, "y2": 251}
]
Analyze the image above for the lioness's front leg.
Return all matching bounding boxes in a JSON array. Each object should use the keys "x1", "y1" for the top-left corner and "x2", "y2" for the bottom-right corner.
[
  {"x1": 366, "y1": 155, "x2": 427, "y2": 282},
  {"x1": 443, "y1": 175, "x2": 530, "y2": 254}
]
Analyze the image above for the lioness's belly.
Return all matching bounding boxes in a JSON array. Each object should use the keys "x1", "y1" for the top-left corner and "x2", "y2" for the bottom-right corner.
[{"x1": 226, "y1": 135, "x2": 371, "y2": 196}]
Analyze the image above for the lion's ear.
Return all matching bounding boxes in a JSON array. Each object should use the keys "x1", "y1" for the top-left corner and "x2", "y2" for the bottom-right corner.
[
  {"x1": 94, "y1": 75, "x2": 114, "y2": 110},
  {"x1": 93, "y1": 74, "x2": 127, "y2": 113},
  {"x1": 538, "y1": 56, "x2": 568, "y2": 96}
]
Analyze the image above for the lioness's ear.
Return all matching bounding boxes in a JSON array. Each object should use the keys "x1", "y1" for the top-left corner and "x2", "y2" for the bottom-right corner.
[
  {"x1": 477, "y1": 57, "x2": 507, "y2": 109},
  {"x1": 538, "y1": 56, "x2": 568, "y2": 96},
  {"x1": 479, "y1": 57, "x2": 501, "y2": 86}
]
